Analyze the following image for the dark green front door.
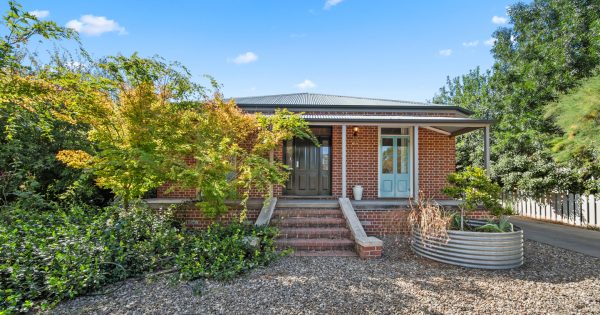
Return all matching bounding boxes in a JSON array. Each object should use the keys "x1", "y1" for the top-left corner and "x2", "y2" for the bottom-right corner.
[{"x1": 284, "y1": 135, "x2": 331, "y2": 196}]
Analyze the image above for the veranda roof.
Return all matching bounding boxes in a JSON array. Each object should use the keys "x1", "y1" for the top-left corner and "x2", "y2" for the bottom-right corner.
[{"x1": 299, "y1": 114, "x2": 491, "y2": 136}]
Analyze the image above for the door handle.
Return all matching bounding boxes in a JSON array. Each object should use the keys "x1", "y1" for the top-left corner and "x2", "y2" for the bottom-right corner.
[{"x1": 296, "y1": 161, "x2": 299, "y2": 168}]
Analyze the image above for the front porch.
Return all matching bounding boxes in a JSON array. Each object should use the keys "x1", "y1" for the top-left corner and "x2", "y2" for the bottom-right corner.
[{"x1": 274, "y1": 121, "x2": 491, "y2": 201}]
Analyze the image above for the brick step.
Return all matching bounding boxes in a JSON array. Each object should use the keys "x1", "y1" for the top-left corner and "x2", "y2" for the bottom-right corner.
[
  {"x1": 278, "y1": 227, "x2": 351, "y2": 239},
  {"x1": 276, "y1": 200, "x2": 339, "y2": 209},
  {"x1": 271, "y1": 217, "x2": 346, "y2": 228},
  {"x1": 276, "y1": 238, "x2": 355, "y2": 251},
  {"x1": 273, "y1": 209, "x2": 343, "y2": 219},
  {"x1": 292, "y1": 250, "x2": 357, "y2": 257}
]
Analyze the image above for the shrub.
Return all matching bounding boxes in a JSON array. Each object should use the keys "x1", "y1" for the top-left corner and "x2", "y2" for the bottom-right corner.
[
  {"x1": 0, "y1": 204, "x2": 181, "y2": 313},
  {"x1": 176, "y1": 222, "x2": 282, "y2": 281},
  {"x1": 0, "y1": 204, "x2": 283, "y2": 313},
  {"x1": 443, "y1": 166, "x2": 513, "y2": 231}
]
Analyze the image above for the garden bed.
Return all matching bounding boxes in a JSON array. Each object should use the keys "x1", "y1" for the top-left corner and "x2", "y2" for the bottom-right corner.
[
  {"x1": 411, "y1": 219, "x2": 524, "y2": 269},
  {"x1": 51, "y1": 236, "x2": 600, "y2": 314}
]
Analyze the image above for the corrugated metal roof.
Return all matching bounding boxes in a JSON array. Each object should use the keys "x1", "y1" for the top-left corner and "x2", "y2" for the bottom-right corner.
[{"x1": 232, "y1": 93, "x2": 434, "y2": 107}]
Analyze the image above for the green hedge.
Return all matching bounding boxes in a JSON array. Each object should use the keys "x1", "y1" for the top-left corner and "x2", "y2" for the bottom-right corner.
[
  {"x1": 177, "y1": 222, "x2": 281, "y2": 281},
  {"x1": 0, "y1": 205, "x2": 281, "y2": 313}
]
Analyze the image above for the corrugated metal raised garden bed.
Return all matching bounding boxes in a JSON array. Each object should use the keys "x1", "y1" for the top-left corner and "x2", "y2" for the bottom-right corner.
[{"x1": 411, "y1": 220, "x2": 524, "y2": 269}]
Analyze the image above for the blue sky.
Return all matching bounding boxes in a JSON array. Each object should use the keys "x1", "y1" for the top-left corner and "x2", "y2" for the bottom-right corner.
[{"x1": 13, "y1": 0, "x2": 515, "y2": 102}]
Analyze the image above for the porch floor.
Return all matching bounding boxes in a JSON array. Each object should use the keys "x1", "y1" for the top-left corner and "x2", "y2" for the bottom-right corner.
[
  {"x1": 278, "y1": 198, "x2": 460, "y2": 210},
  {"x1": 144, "y1": 197, "x2": 460, "y2": 210}
]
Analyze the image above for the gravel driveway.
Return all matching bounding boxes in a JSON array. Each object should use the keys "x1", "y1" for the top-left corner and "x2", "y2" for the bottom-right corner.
[{"x1": 51, "y1": 237, "x2": 600, "y2": 314}]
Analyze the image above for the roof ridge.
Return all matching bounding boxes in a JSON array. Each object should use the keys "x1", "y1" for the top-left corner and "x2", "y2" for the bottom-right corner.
[
  {"x1": 231, "y1": 92, "x2": 435, "y2": 106},
  {"x1": 306, "y1": 92, "x2": 430, "y2": 105}
]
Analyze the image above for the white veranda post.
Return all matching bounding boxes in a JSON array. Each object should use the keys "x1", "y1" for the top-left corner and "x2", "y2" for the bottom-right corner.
[
  {"x1": 342, "y1": 124, "x2": 347, "y2": 198},
  {"x1": 413, "y1": 125, "x2": 419, "y2": 200}
]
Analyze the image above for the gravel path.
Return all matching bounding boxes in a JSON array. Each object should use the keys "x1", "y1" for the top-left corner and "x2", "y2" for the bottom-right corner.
[{"x1": 51, "y1": 237, "x2": 600, "y2": 314}]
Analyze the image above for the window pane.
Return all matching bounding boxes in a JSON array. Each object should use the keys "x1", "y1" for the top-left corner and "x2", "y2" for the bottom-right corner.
[
  {"x1": 397, "y1": 145, "x2": 406, "y2": 173},
  {"x1": 381, "y1": 139, "x2": 393, "y2": 174},
  {"x1": 381, "y1": 128, "x2": 409, "y2": 135},
  {"x1": 311, "y1": 127, "x2": 332, "y2": 136},
  {"x1": 397, "y1": 138, "x2": 409, "y2": 173},
  {"x1": 321, "y1": 140, "x2": 330, "y2": 171},
  {"x1": 285, "y1": 141, "x2": 293, "y2": 167}
]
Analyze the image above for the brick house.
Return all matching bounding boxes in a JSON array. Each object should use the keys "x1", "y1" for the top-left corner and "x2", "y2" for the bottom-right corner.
[{"x1": 152, "y1": 93, "x2": 492, "y2": 258}]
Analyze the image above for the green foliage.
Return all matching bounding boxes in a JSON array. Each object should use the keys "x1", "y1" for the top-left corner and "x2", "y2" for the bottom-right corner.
[
  {"x1": 50, "y1": 54, "x2": 206, "y2": 209},
  {"x1": 176, "y1": 222, "x2": 283, "y2": 281},
  {"x1": 53, "y1": 55, "x2": 314, "y2": 215},
  {"x1": 443, "y1": 166, "x2": 512, "y2": 217},
  {"x1": 0, "y1": 1, "x2": 77, "y2": 70},
  {"x1": 475, "y1": 217, "x2": 514, "y2": 233},
  {"x1": 434, "y1": 0, "x2": 600, "y2": 195},
  {"x1": 432, "y1": 67, "x2": 495, "y2": 171},
  {"x1": 0, "y1": 1, "x2": 109, "y2": 209},
  {"x1": 1, "y1": 2, "x2": 315, "y2": 216},
  {"x1": 0, "y1": 204, "x2": 182, "y2": 313},
  {"x1": 0, "y1": 3, "x2": 289, "y2": 313},
  {"x1": 0, "y1": 204, "x2": 282, "y2": 313},
  {"x1": 0, "y1": 104, "x2": 111, "y2": 209},
  {"x1": 448, "y1": 213, "x2": 514, "y2": 232},
  {"x1": 545, "y1": 74, "x2": 600, "y2": 193}
]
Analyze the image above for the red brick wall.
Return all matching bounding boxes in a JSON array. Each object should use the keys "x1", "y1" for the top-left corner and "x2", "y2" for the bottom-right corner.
[
  {"x1": 158, "y1": 119, "x2": 457, "y2": 200},
  {"x1": 345, "y1": 126, "x2": 379, "y2": 199},
  {"x1": 419, "y1": 128, "x2": 456, "y2": 199},
  {"x1": 157, "y1": 183, "x2": 196, "y2": 198},
  {"x1": 356, "y1": 209, "x2": 411, "y2": 235},
  {"x1": 171, "y1": 203, "x2": 261, "y2": 229},
  {"x1": 329, "y1": 125, "x2": 455, "y2": 199},
  {"x1": 332, "y1": 126, "x2": 342, "y2": 197},
  {"x1": 355, "y1": 208, "x2": 492, "y2": 236}
]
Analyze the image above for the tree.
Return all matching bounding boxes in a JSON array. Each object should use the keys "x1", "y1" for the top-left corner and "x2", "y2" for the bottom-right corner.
[
  {"x1": 0, "y1": 1, "x2": 110, "y2": 208},
  {"x1": 545, "y1": 74, "x2": 600, "y2": 193},
  {"x1": 55, "y1": 54, "x2": 315, "y2": 215},
  {"x1": 434, "y1": 0, "x2": 600, "y2": 195},
  {"x1": 432, "y1": 67, "x2": 495, "y2": 171},
  {"x1": 0, "y1": 1, "x2": 76, "y2": 70}
]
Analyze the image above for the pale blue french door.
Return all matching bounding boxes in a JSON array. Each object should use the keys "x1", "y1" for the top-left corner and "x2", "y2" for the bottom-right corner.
[{"x1": 379, "y1": 135, "x2": 411, "y2": 198}]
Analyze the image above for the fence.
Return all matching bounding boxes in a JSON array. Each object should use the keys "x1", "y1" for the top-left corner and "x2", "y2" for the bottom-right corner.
[{"x1": 502, "y1": 191, "x2": 599, "y2": 228}]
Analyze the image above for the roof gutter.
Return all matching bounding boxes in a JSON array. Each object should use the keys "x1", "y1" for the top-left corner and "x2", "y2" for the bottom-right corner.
[
  {"x1": 303, "y1": 117, "x2": 494, "y2": 125},
  {"x1": 236, "y1": 104, "x2": 474, "y2": 116}
]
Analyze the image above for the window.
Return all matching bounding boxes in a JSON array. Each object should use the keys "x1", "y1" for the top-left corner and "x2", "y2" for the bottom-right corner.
[{"x1": 381, "y1": 128, "x2": 409, "y2": 135}]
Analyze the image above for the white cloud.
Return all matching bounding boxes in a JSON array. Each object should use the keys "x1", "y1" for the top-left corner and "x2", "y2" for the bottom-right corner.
[
  {"x1": 438, "y1": 49, "x2": 452, "y2": 56},
  {"x1": 462, "y1": 40, "x2": 479, "y2": 47},
  {"x1": 492, "y1": 15, "x2": 508, "y2": 25},
  {"x1": 231, "y1": 52, "x2": 258, "y2": 64},
  {"x1": 296, "y1": 79, "x2": 316, "y2": 90},
  {"x1": 484, "y1": 37, "x2": 497, "y2": 46},
  {"x1": 29, "y1": 10, "x2": 49, "y2": 19},
  {"x1": 66, "y1": 15, "x2": 126, "y2": 36},
  {"x1": 324, "y1": 0, "x2": 344, "y2": 10}
]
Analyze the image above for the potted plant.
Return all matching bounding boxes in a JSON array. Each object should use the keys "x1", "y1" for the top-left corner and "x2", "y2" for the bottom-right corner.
[{"x1": 410, "y1": 166, "x2": 523, "y2": 269}]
